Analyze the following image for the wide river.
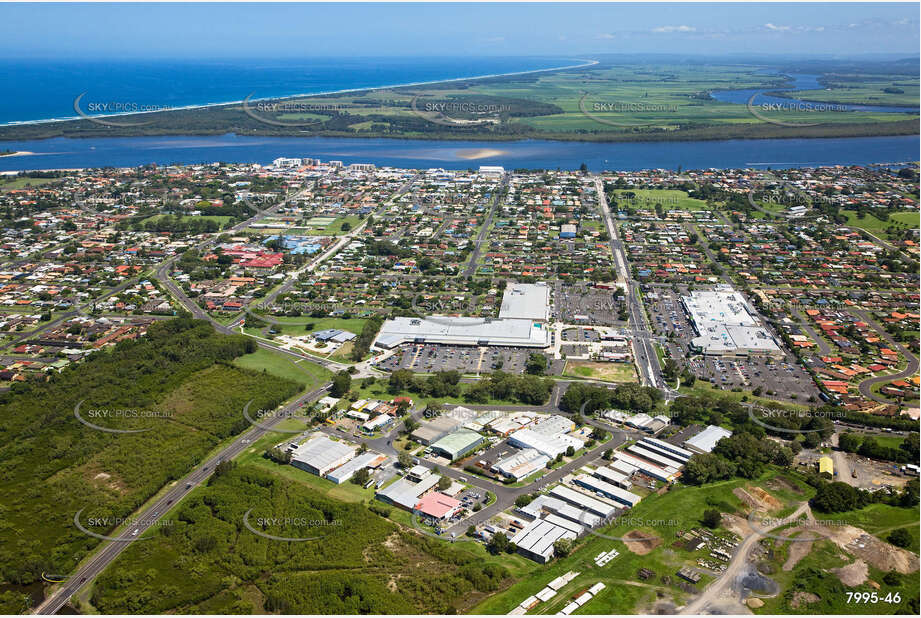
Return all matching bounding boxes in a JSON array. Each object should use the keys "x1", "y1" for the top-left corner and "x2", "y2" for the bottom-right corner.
[
  {"x1": 2, "y1": 68, "x2": 918, "y2": 172},
  {"x1": 0, "y1": 133, "x2": 917, "y2": 172}
]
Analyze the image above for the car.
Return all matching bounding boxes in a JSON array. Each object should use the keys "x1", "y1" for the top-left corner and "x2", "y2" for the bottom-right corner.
[{"x1": 131, "y1": 528, "x2": 140, "y2": 537}]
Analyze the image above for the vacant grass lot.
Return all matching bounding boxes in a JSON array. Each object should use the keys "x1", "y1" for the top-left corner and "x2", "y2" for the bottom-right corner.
[
  {"x1": 612, "y1": 189, "x2": 710, "y2": 211},
  {"x1": 252, "y1": 315, "x2": 368, "y2": 337},
  {"x1": 232, "y1": 347, "x2": 332, "y2": 388},
  {"x1": 564, "y1": 360, "x2": 638, "y2": 383},
  {"x1": 140, "y1": 214, "x2": 233, "y2": 228},
  {"x1": 842, "y1": 209, "x2": 920, "y2": 241},
  {"x1": 678, "y1": 381, "x2": 812, "y2": 412},
  {"x1": 0, "y1": 175, "x2": 61, "y2": 191}
]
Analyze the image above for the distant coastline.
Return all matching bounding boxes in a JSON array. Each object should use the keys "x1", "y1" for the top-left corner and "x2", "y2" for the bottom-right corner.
[
  {"x1": 0, "y1": 57, "x2": 915, "y2": 146},
  {"x1": 0, "y1": 58, "x2": 597, "y2": 128}
]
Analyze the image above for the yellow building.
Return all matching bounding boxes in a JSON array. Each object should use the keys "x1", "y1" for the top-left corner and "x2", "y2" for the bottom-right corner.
[{"x1": 818, "y1": 456, "x2": 834, "y2": 476}]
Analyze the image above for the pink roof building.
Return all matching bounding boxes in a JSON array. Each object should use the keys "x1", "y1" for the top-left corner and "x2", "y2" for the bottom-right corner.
[{"x1": 414, "y1": 492, "x2": 461, "y2": 521}]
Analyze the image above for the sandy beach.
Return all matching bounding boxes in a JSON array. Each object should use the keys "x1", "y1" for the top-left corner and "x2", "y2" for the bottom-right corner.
[
  {"x1": 1, "y1": 59, "x2": 598, "y2": 128},
  {"x1": 455, "y1": 148, "x2": 507, "y2": 160}
]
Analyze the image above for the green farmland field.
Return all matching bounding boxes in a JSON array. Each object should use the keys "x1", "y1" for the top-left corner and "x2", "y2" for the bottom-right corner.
[{"x1": 1, "y1": 61, "x2": 915, "y2": 142}]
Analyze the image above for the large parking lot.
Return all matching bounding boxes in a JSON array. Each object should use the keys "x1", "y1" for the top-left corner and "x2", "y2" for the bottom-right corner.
[
  {"x1": 646, "y1": 286, "x2": 694, "y2": 340},
  {"x1": 561, "y1": 327, "x2": 601, "y2": 342},
  {"x1": 645, "y1": 285, "x2": 819, "y2": 401},
  {"x1": 554, "y1": 281, "x2": 625, "y2": 326},
  {"x1": 688, "y1": 356, "x2": 819, "y2": 401},
  {"x1": 375, "y1": 344, "x2": 553, "y2": 375}
]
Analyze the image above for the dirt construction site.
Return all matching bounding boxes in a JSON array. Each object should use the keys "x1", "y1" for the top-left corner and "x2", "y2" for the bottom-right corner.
[{"x1": 685, "y1": 482, "x2": 918, "y2": 615}]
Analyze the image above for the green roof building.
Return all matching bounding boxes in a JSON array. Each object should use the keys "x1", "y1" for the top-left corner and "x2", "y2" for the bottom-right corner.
[{"x1": 430, "y1": 429, "x2": 485, "y2": 461}]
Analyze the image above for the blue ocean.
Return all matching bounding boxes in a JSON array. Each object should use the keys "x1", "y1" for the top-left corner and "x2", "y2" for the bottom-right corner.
[{"x1": 0, "y1": 56, "x2": 576, "y2": 125}]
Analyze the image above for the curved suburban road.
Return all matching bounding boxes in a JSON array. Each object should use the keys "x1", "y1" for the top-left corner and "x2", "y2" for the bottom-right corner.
[{"x1": 851, "y1": 310, "x2": 919, "y2": 405}]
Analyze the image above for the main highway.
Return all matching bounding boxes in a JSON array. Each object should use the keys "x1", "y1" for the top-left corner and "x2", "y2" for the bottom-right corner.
[
  {"x1": 463, "y1": 173, "x2": 507, "y2": 278},
  {"x1": 34, "y1": 382, "x2": 332, "y2": 615},
  {"x1": 594, "y1": 176, "x2": 674, "y2": 398}
]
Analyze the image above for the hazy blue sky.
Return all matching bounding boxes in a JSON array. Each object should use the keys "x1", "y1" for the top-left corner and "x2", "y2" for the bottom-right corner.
[{"x1": 1, "y1": 2, "x2": 917, "y2": 59}]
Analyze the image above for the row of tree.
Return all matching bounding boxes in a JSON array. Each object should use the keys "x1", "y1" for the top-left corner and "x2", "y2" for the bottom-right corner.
[
  {"x1": 838, "y1": 431, "x2": 918, "y2": 464},
  {"x1": 388, "y1": 369, "x2": 554, "y2": 406},
  {"x1": 559, "y1": 382, "x2": 663, "y2": 414}
]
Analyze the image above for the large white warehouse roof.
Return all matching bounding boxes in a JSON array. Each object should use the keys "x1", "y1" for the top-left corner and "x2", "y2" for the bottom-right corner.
[{"x1": 373, "y1": 317, "x2": 550, "y2": 349}]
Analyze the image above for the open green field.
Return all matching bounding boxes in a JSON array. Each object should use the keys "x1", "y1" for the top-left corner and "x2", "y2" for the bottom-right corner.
[
  {"x1": 841, "y1": 209, "x2": 919, "y2": 240},
  {"x1": 140, "y1": 214, "x2": 233, "y2": 228},
  {"x1": 563, "y1": 360, "x2": 638, "y2": 383},
  {"x1": 326, "y1": 215, "x2": 362, "y2": 235},
  {"x1": 0, "y1": 175, "x2": 61, "y2": 191},
  {"x1": 777, "y1": 75, "x2": 919, "y2": 108},
  {"x1": 301, "y1": 215, "x2": 361, "y2": 235},
  {"x1": 232, "y1": 346, "x2": 333, "y2": 387},
  {"x1": 751, "y1": 198, "x2": 790, "y2": 219},
  {"x1": 866, "y1": 433, "x2": 914, "y2": 451},
  {"x1": 252, "y1": 315, "x2": 368, "y2": 337},
  {"x1": 612, "y1": 189, "x2": 710, "y2": 211}
]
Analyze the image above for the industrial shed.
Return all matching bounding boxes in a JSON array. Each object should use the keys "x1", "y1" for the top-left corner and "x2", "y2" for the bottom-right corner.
[
  {"x1": 325, "y1": 451, "x2": 386, "y2": 484},
  {"x1": 290, "y1": 436, "x2": 356, "y2": 477},
  {"x1": 684, "y1": 425, "x2": 733, "y2": 454},
  {"x1": 509, "y1": 518, "x2": 577, "y2": 563},
  {"x1": 573, "y1": 474, "x2": 641, "y2": 508},
  {"x1": 429, "y1": 429, "x2": 485, "y2": 461}
]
